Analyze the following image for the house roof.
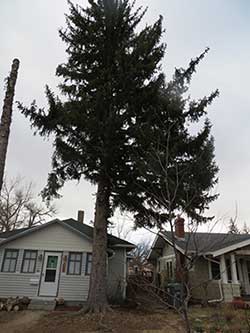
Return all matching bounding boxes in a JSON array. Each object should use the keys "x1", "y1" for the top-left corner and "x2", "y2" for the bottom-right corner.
[
  {"x1": 0, "y1": 218, "x2": 135, "y2": 249},
  {"x1": 0, "y1": 228, "x2": 31, "y2": 239},
  {"x1": 61, "y1": 218, "x2": 134, "y2": 248},
  {"x1": 149, "y1": 231, "x2": 250, "y2": 259}
]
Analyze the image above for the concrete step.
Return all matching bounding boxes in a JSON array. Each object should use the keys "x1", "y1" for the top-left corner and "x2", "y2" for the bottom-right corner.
[{"x1": 28, "y1": 299, "x2": 56, "y2": 311}]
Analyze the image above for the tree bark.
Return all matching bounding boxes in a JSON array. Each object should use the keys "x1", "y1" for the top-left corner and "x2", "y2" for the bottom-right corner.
[
  {"x1": 87, "y1": 178, "x2": 110, "y2": 312},
  {"x1": 0, "y1": 59, "x2": 20, "y2": 193}
]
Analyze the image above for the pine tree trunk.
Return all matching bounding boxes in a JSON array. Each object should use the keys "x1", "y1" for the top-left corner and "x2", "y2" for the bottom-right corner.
[
  {"x1": 87, "y1": 178, "x2": 110, "y2": 312},
  {"x1": 0, "y1": 59, "x2": 20, "y2": 193}
]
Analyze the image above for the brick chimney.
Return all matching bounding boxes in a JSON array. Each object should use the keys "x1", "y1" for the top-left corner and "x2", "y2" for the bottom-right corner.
[
  {"x1": 77, "y1": 210, "x2": 84, "y2": 223},
  {"x1": 175, "y1": 215, "x2": 185, "y2": 239}
]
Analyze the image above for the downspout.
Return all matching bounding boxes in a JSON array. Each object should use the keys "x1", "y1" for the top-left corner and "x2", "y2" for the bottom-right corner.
[{"x1": 203, "y1": 255, "x2": 224, "y2": 303}]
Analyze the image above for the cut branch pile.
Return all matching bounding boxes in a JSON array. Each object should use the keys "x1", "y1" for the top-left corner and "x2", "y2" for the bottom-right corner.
[{"x1": 0, "y1": 296, "x2": 30, "y2": 312}]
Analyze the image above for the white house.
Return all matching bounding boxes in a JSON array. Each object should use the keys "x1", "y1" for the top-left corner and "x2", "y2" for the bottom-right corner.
[{"x1": 0, "y1": 212, "x2": 134, "y2": 305}]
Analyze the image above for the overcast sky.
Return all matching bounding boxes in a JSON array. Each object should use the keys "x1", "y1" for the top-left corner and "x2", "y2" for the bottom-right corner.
[{"x1": 0, "y1": 0, "x2": 250, "y2": 240}]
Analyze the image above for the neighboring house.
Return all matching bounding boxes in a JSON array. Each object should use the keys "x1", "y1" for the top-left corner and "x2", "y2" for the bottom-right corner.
[
  {"x1": 149, "y1": 217, "x2": 250, "y2": 303},
  {"x1": 128, "y1": 256, "x2": 154, "y2": 279},
  {"x1": 0, "y1": 211, "x2": 135, "y2": 303}
]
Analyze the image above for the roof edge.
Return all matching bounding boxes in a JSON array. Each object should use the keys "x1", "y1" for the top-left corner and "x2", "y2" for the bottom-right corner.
[{"x1": 211, "y1": 238, "x2": 250, "y2": 257}]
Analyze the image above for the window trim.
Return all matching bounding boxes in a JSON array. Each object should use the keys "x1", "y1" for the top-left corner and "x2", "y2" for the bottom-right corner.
[
  {"x1": 208, "y1": 260, "x2": 221, "y2": 280},
  {"x1": 165, "y1": 259, "x2": 174, "y2": 280},
  {"x1": 85, "y1": 252, "x2": 92, "y2": 276},
  {"x1": 21, "y1": 250, "x2": 38, "y2": 274},
  {"x1": 67, "y1": 252, "x2": 82, "y2": 275},
  {"x1": 1, "y1": 249, "x2": 19, "y2": 273}
]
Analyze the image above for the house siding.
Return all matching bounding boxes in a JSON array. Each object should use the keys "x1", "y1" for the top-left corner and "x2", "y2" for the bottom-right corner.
[
  {"x1": 0, "y1": 223, "x2": 93, "y2": 251},
  {"x1": 162, "y1": 243, "x2": 175, "y2": 258},
  {"x1": 157, "y1": 249, "x2": 222, "y2": 302},
  {"x1": 107, "y1": 248, "x2": 126, "y2": 301},
  {"x1": 57, "y1": 252, "x2": 90, "y2": 301},
  {"x1": 0, "y1": 223, "x2": 127, "y2": 302},
  {"x1": 0, "y1": 248, "x2": 43, "y2": 298},
  {"x1": 189, "y1": 257, "x2": 221, "y2": 301}
]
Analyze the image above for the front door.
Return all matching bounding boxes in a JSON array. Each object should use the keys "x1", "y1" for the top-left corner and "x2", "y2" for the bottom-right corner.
[{"x1": 39, "y1": 252, "x2": 62, "y2": 297}]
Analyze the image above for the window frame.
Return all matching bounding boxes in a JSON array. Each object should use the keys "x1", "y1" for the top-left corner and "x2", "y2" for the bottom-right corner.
[
  {"x1": 85, "y1": 252, "x2": 92, "y2": 276},
  {"x1": 165, "y1": 260, "x2": 174, "y2": 280},
  {"x1": 67, "y1": 252, "x2": 82, "y2": 275},
  {"x1": 21, "y1": 250, "x2": 38, "y2": 274},
  {"x1": 209, "y1": 260, "x2": 221, "y2": 280},
  {"x1": 1, "y1": 249, "x2": 19, "y2": 273}
]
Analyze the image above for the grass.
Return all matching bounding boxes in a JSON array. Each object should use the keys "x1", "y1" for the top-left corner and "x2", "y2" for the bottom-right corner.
[{"x1": 189, "y1": 304, "x2": 250, "y2": 332}]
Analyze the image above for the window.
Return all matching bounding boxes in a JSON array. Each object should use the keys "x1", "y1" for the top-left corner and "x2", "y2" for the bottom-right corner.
[
  {"x1": 85, "y1": 253, "x2": 92, "y2": 275},
  {"x1": 211, "y1": 261, "x2": 221, "y2": 280},
  {"x1": 166, "y1": 260, "x2": 173, "y2": 280},
  {"x1": 67, "y1": 252, "x2": 82, "y2": 275},
  {"x1": 21, "y1": 250, "x2": 37, "y2": 273},
  {"x1": 2, "y1": 249, "x2": 19, "y2": 272}
]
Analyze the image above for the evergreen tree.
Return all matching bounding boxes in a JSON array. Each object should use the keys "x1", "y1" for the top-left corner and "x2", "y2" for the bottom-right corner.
[
  {"x1": 0, "y1": 59, "x2": 20, "y2": 193},
  {"x1": 18, "y1": 0, "x2": 165, "y2": 311},
  {"x1": 228, "y1": 218, "x2": 240, "y2": 234},
  {"x1": 117, "y1": 49, "x2": 219, "y2": 228}
]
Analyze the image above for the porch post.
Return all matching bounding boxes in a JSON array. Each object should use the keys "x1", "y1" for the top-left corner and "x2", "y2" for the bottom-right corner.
[
  {"x1": 220, "y1": 254, "x2": 228, "y2": 283},
  {"x1": 230, "y1": 253, "x2": 238, "y2": 284}
]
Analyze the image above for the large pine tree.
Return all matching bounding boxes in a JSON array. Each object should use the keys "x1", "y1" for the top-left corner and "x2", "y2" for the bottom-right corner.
[
  {"x1": 117, "y1": 49, "x2": 219, "y2": 229},
  {"x1": 18, "y1": 0, "x2": 165, "y2": 311}
]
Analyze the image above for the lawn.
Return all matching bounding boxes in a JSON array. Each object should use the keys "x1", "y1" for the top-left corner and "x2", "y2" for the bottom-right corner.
[
  {"x1": 1, "y1": 304, "x2": 250, "y2": 332},
  {"x1": 189, "y1": 305, "x2": 250, "y2": 332}
]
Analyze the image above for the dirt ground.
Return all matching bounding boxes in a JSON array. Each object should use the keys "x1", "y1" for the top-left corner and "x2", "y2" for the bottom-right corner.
[
  {"x1": 0, "y1": 308, "x2": 184, "y2": 333},
  {"x1": 0, "y1": 310, "x2": 45, "y2": 333},
  {"x1": 2, "y1": 304, "x2": 250, "y2": 333}
]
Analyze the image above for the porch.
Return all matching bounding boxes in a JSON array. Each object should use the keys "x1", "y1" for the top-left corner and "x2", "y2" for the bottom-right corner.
[{"x1": 215, "y1": 252, "x2": 250, "y2": 302}]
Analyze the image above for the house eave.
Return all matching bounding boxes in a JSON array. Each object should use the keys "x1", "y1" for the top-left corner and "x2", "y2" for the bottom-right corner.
[
  {"x1": 0, "y1": 219, "x2": 61, "y2": 247},
  {"x1": 210, "y1": 238, "x2": 250, "y2": 257},
  {"x1": 158, "y1": 231, "x2": 186, "y2": 255}
]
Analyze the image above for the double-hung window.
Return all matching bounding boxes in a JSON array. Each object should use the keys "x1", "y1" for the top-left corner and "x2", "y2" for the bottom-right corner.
[
  {"x1": 85, "y1": 253, "x2": 92, "y2": 275},
  {"x1": 210, "y1": 261, "x2": 221, "y2": 280},
  {"x1": 68, "y1": 252, "x2": 82, "y2": 275},
  {"x1": 166, "y1": 260, "x2": 173, "y2": 280},
  {"x1": 2, "y1": 249, "x2": 19, "y2": 272},
  {"x1": 21, "y1": 250, "x2": 37, "y2": 273}
]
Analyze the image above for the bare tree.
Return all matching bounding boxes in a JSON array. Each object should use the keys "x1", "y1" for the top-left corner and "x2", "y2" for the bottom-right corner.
[
  {"x1": 109, "y1": 214, "x2": 132, "y2": 240},
  {"x1": 228, "y1": 217, "x2": 240, "y2": 234},
  {"x1": 0, "y1": 59, "x2": 20, "y2": 193},
  {"x1": 0, "y1": 177, "x2": 56, "y2": 232},
  {"x1": 129, "y1": 241, "x2": 152, "y2": 276},
  {"x1": 242, "y1": 222, "x2": 250, "y2": 234}
]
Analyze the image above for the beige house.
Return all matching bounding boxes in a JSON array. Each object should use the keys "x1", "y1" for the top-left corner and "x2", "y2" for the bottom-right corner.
[
  {"x1": 0, "y1": 213, "x2": 134, "y2": 305},
  {"x1": 149, "y1": 217, "x2": 250, "y2": 303}
]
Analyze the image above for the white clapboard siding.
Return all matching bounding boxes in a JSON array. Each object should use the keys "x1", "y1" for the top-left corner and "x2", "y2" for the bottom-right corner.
[
  {"x1": 0, "y1": 248, "x2": 41, "y2": 297},
  {"x1": 107, "y1": 249, "x2": 126, "y2": 300},
  {"x1": 58, "y1": 252, "x2": 90, "y2": 301},
  {"x1": 58, "y1": 275, "x2": 90, "y2": 301},
  {"x1": 0, "y1": 223, "x2": 92, "y2": 252}
]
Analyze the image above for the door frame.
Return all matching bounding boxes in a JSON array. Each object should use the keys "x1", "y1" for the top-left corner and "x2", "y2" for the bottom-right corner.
[{"x1": 38, "y1": 251, "x2": 63, "y2": 297}]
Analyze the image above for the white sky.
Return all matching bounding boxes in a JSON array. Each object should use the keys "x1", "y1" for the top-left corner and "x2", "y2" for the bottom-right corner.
[{"x1": 1, "y1": 0, "x2": 250, "y2": 242}]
